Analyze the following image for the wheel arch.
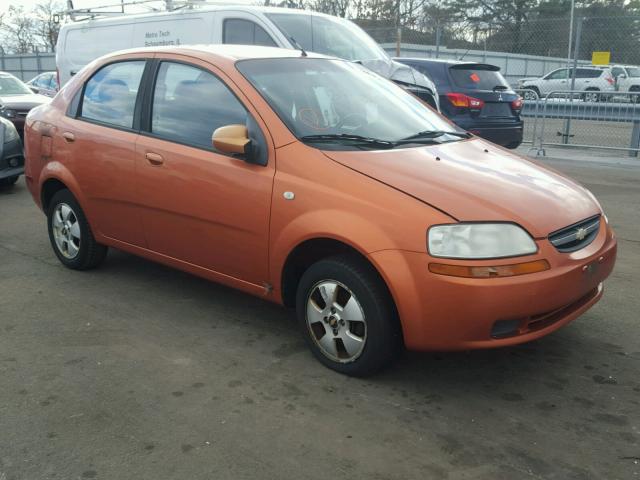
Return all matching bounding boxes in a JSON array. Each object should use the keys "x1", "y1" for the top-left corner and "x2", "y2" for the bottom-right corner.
[{"x1": 279, "y1": 237, "x2": 396, "y2": 314}]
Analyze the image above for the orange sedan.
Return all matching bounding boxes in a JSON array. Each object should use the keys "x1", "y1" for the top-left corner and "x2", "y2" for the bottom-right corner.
[{"x1": 24, "y1": 46, "x2": 617, "y2": 376}]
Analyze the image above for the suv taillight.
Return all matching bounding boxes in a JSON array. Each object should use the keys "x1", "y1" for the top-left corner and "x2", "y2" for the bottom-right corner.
[
  {"x1": 605, "y1": 74, "x2": 614, "y2": 85},
  {"x1": 446, "y1": 92, "x2": 484, "y2": 111},
  {"x1": 511, "y1": 97, "x2": 523, "y2": 112}
]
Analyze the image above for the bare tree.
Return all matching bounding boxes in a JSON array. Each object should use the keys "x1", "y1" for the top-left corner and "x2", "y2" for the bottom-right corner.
[
  {"x1": 0, "y1": 6, "x2": 37, "y2": 54},
  {"x1": 34, "y1": 0, "x2": 64, "y2": 52}
]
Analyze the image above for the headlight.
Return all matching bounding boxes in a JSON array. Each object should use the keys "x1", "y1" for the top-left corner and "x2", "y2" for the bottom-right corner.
[
  {"x1": 428, "y1": 223, "x2": 537, "y2": 259},
  {"x1": 0, "y1": 108, "x2": 17, "y2": 119},
  {"x1": 3, "y1": 122, "x2": 19, "y2": 143}
]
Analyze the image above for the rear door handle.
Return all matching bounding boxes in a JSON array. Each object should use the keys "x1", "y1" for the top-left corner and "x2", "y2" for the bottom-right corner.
[
  {"x1": 62, "y1": 132, "x2": 75, "y2": 143},
  {"x1": 145, "y1": 152, "x2": 164, "y2": 166}
]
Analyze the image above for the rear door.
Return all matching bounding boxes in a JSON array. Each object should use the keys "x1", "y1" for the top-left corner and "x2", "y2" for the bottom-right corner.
[
  {"x1": 60, "y1": 56, "x2": 149, "y2": 246},
  {"x1": 447, "y1": 64, "x2": 521, "y2": 122}
]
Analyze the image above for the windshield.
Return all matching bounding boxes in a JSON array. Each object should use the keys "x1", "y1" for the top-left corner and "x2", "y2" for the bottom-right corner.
[
  {"x1": 267, "y1": 13, "x2": 387, "y2": 62},
  {"x1": 627, "y1": 67, "x2": 640, "y2": 78},
  {"x1": 449, "y1": 66, "x2": 510, "y2": 90},
  {"x1": 0, "y1": 75, "x2": 32, "y2": 96},
  {"x1": 237, "y1": 58, "x2": 460, "y2": 147}
]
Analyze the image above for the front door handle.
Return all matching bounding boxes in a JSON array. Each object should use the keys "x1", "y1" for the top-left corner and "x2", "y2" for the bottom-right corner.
[
  {"x1": 62, "y1": 132, "x2": 75, "y2": 143},
  {"x1": 145, "y1": 152, "x2": 164, "y2": 166}
]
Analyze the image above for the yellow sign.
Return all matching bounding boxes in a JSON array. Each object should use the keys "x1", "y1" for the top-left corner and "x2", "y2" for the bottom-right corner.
[{"x1": 592, "y1": 51, "x2": 611, "y2": 65}]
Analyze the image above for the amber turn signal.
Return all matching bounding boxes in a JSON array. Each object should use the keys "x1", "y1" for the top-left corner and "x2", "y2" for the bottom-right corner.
[{"x1": 429, "y1": 259, "x2": 551, "y2": 278}]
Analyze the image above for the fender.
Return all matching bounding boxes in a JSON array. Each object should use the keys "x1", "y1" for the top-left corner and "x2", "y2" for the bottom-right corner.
[
  {"x1": 269, "y1": 208, "x2": 399, "y2": 302},
  {"x1": 39, "y1": 162, "x2": 92, "y2": 222}
]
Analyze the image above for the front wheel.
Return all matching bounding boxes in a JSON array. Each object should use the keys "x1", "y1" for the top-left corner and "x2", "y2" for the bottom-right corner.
[
  {"x1": 47, "y1": 189, "x2": 108, "y2": 270},
  {"x1": 296, "y1": 255, "x2": 401, "y2": 376},
  {"x1": 583, "y1": 90, "x2": 600, "y2": 103}
]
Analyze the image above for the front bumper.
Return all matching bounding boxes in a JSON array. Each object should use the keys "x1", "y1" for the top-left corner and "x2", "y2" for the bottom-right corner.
[
  {"x1": 0, "y1": 137, "x2": 24, "y2": 179},
  {"x1": 369, "y1": 220, "x2": 617, "y2": 351}
]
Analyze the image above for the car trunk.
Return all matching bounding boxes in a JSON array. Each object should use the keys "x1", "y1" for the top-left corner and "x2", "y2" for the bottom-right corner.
[{"x1": 447, "y1": 63, "x2": 521, "y2": 122}]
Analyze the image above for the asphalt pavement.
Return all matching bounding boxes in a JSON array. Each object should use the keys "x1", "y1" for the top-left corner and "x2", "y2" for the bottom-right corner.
[{"x1": 0, "y1": 156, "x2": 639, "y2": 480}]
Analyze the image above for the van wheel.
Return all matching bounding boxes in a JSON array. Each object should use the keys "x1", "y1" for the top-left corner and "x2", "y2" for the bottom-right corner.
[
  {"x1": 0, "y1": 175, "x2": 18, "y2": 187},
  {"x1": 47, "y1": 189, "x2": 107, "y2": 270},
  {"x1": 296, "y1": 255, "x2": 400, "y2": 377}
]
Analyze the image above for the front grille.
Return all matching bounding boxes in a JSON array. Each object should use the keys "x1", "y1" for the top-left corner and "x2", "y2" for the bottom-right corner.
[{"x1": 548, "y1": 215, "x2": 600, "y2": 252}]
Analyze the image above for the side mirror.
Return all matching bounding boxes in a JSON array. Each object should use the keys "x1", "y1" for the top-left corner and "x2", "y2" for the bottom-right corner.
[
  {"x1": 212, "y1": 124, "x2": 250, "y2": 155},
  {"x1": 29, "y1": 86, "x2": 40, "y2": 94},
  {"x1": 619, "y1": 74, "x2": 627, "y2": 80}
]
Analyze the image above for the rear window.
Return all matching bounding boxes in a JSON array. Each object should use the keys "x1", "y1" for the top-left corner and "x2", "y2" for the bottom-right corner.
[{"x1": 449, "y1": 65, "x2": 509, "y2": 90}]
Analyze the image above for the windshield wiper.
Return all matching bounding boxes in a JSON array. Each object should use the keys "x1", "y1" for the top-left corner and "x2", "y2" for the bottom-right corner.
[
  {"x1": 493, "y1": 85, "x2": 509, "y2": 91},
  {"x1": 399, "y1": 130, "x2": 471, "y2": 142},
  {"x1": 301, "y1": 134, "x2": 395, "y2": 148}
]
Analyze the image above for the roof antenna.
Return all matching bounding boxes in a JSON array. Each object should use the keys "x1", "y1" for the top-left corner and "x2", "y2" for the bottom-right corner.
[{"x1": 289, "y1": 36, "x2": 307, "y2": 57}]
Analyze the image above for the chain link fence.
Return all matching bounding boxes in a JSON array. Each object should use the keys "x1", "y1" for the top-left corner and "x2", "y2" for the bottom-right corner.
[{"x1": 363, "y1": 16, "x2": 640, "y2": 155}]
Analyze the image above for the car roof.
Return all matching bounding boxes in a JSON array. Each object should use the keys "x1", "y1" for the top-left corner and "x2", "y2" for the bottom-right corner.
[{"x1": 112, "y1": 44, "x2": 329, "y2": 62}]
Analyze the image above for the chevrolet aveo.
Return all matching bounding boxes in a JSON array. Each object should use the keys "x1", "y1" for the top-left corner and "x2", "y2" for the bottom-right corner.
[{"x1": 24, "y1": 46, "x2": 617, "y2": 376}]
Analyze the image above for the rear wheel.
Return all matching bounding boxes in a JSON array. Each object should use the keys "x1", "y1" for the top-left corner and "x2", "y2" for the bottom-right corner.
[
  {"x1": 523, "y1": 87, "x2": 540, "y2": 101},
  {"x1": 47, "y1": 189, "x2": 107, "y2": 270},
  {"x1": 583, "y1": 89, "x2": 600, "y2": 103},
  {"x1": 505, "y1": 141, "x2": 522, "y2": 150},
  {"x1": 296, "y1": 255, "x2": 401, "y2": 376}
]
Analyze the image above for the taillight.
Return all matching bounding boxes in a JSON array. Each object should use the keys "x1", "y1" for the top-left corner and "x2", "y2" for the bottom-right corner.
[
  {"x1": 511, "y1": 97, "x2": 523, "y2": 111},
  {"x1": 446, "y1": 92, "x2": 484, "y2": 110},
  {"x1": 605, "y1": 75, "x2": 614, "y2": 85}
]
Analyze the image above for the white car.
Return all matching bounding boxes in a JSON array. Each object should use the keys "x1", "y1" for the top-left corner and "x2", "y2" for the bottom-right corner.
[
  {"x1": 519, "y1": 66, "x2": 615, "y2": 101},
  {"x1": 56, "y1": 5, "x2": 439, "y2": 109},
  {"x1": 610, "y1": 65, "x2": 640, "y2": 95}
]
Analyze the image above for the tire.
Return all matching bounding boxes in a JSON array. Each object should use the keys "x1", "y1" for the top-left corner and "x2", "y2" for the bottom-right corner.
[
  {"x1": 583, "y1": 89, "x2": 600, "y2": 103},
  {"x1": 295, "y1": 255, "x2": 401, "y2": 376},
  {"x1": 47, "y1": 189, "x2": 107, "y2": 270},
  {"x1": 0, "y1": 175, "x2": 19, "y2": 187},
  {"x1": 505, "y1": 141, "x2": 522, "y2": 150},
  {"x1": 523, "y1": 87, "x2": 539, "y2": 101}
]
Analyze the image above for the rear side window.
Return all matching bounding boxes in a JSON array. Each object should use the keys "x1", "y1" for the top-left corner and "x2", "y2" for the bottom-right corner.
[
  {"x1": 223, "y1": 19, "x2": 277, "y2": 47},
  {"x1": 449, "y1": 66, "x2": 509, "y2": 90},
  {"x1": 576, "y1": 68, "x2": 603, "y2": 79},
  {"x1": 151, "y1": 62, "x2": 248, "y2": 149},
  {"x1": 80, "y1": 61, "x2": 146, "y2": 128}
]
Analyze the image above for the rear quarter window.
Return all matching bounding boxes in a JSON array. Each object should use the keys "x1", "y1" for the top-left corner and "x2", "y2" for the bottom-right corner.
[
  {"x1": 449, "y1": 66, "x2": 509, "y2": 90},
  {"x1": 410, "y1": 62, "x2": 449, "y2": 88}
]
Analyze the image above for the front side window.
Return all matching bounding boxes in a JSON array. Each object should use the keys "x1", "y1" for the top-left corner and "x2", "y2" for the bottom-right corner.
[
  {"x1": 611, "y1": 67, "x2": 625, "y2": 78},
  {"x1": 237, "y1": 58, "x2": 458, "y2": 147},
  {"x1": 267, "y1": 13, "x2": 387, "y2": 62},
  {"x1": 223, "y1": 19, "x2": 277, "y2": 47},
  {"x1": 545, "y1": 69, "x2": 568, "y2": 80},
  {"x1": 80, "y1": 61, "x2": 146, "y2": 128},
  {"x1": 151, "y1": 62, "x2": 248, "y2": 149}
]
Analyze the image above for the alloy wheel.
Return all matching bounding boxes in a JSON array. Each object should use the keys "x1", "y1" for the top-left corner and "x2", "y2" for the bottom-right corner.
[
  {"x1": 51, "y1": 203, "x2": 81, "y2": 259},
  {"x1": 306, "y1": 280, "x2": 367, "y2": 363}
]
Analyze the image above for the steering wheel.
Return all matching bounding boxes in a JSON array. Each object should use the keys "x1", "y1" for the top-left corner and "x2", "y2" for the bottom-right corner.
[{"x1": 337, "y1": 112, "x2": 367, "y2": 130}]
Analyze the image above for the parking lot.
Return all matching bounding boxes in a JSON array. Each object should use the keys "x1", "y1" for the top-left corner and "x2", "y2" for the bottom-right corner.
[{"x1": 0, "y1": 156, "x2": 639, "y2": 480}]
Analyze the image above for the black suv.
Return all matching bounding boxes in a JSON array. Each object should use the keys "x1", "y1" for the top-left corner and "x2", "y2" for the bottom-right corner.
[{"x1": 395, "y1": 58, "x2": 523, "y2": 149}]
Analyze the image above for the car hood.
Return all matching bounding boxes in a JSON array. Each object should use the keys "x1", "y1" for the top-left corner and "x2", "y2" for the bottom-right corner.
[
  {"x1": 519, "y1": 77, "x2": 539, "y2": 84},
  {"x1": 322, "y1": 138, "x2": 601, "y2": 238},
  {"x1": 0, "y1": 93, "x2": 50, "y2": 109}
]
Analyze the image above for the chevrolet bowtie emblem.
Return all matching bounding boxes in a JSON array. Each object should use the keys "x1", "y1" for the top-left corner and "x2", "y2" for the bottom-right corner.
[{"x1": 575, "y1": 227, "x2": 587, "y2": 240}]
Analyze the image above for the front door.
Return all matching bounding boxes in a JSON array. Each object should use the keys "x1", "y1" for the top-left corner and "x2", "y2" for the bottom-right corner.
[{"x1": 134, "y1": 58, "x2": 275, "y2": 285}]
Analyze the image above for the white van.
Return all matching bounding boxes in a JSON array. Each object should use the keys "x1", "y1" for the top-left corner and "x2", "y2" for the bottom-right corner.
[{"x1": 56, "y1": 5, "x2": 439, "y2": 109}]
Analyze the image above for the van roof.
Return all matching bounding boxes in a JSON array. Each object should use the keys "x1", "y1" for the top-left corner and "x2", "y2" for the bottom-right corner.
[
  {"x1": 110, "y1": 44, "x2": 328, "y2": 62},
  {"x1": 63, "y1": 5, "x2": 333, "y2": 26}
]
